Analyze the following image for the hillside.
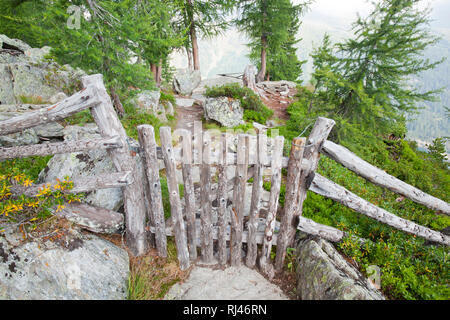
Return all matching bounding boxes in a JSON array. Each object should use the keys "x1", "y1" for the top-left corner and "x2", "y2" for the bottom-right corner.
[{"x1": 170, "y1": 21, "x2": 450, "y2": 150}]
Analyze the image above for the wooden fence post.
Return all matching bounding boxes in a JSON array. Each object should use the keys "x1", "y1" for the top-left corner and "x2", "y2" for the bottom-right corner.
[
  {"x1": 217, "y1": 133, "x2": 229, "y2": 265},
  {"x1": 160, "y1": 127, "x2": 190, "y2": 270},
  {"x1": 82, "y1": 74, "x2": 148, "y2": 256},
  {"x1": 179, "y1": 129, "x2": 198, "y2": 261},
  {"x1": 230, "y1": 134, "x2": 249, "y2": 266},
  {"x1": 260, "y1": 135, "x2": 285, "y2": 278},
  {"x1": 200, "y1": 131, "x2": 214, "y2": 263},
  {"x1": 246, "y1": 133, "x2": 266, "y2": 268},
  {"x1": 137, "y1": 125, "x2": 167, "y2": 257},
  {"x1": 274, "y1": 137, "x2": 306, "y2": 271}
]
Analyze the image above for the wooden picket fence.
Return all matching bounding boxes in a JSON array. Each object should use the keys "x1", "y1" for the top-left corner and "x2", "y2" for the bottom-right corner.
[{"x1": 1, "y1": 74, "x2": 449, "y2": 276}]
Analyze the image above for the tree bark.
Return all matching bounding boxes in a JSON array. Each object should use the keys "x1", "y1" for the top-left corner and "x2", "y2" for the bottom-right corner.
[
  {"x1": 0, "y1": 86, "x2": 98, "y2": 136},
  {"x1": 256, "y1": 35, "x2": 267, "y2": 83},
  {"x1": 0, "y1": 136, "x2": 121, "y2": 160},
  {"x1": 311, "y1": 173, "x2": 450, "y2": 246},
  {"x1": 321, "y1": 140, "x2": 450, "y2": 215},
  {"x1": 187, "y1": 0, "x2": 200, "y2": 71},
  {"x1": 109, "y1": 87, "x2": 125, "y2": 117},
  {"x1": 82, "y1": 74, "x2": 148, "y2": 256}
]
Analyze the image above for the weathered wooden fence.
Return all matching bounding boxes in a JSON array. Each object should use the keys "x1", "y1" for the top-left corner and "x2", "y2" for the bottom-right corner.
[
  {"x1": 0, "y1": 74, "x2": 149, "y2": 257},
  {"x1": 2, "y1": 74, "x2": 449, "y2": 275}
]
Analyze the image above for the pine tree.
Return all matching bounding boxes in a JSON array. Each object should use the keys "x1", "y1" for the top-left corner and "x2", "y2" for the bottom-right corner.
[
  {"x1": 310, "y1": 0, "x2": 443, "y2": 137},
  {"x1": 174, "y1": 0, "x2": 236, "y2": 71},
  {"x1": 235, "y1": 0, "x2": 311, "y2": 82}
]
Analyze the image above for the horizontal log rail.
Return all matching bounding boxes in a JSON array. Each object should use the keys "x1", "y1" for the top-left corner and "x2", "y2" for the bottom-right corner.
[
  {"x1": 310, "y1": 173, "x2": 450, "y2": 246},
  {"x1": 0, "y1": 136, "x2": 122, "y2": 160},
  {"x1": 296, "y1": 216, "x2": 367, "y2": 245},
  {"x1": 322, "y1": 140, "x2": 450, "y2": 215},
  {"x1": 153, "y1": 216, "x2": 362, "y2": 246},
  {"x1": 0, "y1": 86, "x2": 99, "y2": 135},
  {"x1": 10, "y1": 171, "x2": 133, "y2": 197}
]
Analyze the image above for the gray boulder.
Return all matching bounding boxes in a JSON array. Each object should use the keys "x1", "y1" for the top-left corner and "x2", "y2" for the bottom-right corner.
[
  {"x1": 192, "y1": 77, "x2": 242, "y2": 95},
  {"x1": 204, "y1": 97, "x2": 244, "y2": 128},
  {"x1": 0, "y1": 64, "x2": 16, "y2": 105},
  {"x1": 38, "y1": 124, "x2": 124, "y2": 211},
  {"x1": 173, "y1": 69, "x2": 201, "y2": 96},
  {"x1": 0, "y1": 231, "x2": 129, "y2": 300},
  {"x1": 10, "y1": 63, "x2": 59, "y2": 102},
  {"x1": 0, "y1": 34, "x2": 31, "y2": 53},
  {"x1": 0, "y1": 34, "x2": 87, "y2": 106},
  {"x1": 132, "y1": 89, "x2": 160, "y2": 113},
  {"x1": 295, "y1": 236, "x2": 384, "y2": 300}
]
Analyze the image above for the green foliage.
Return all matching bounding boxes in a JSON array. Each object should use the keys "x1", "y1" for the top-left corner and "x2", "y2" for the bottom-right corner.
[
  {"x1": 205, "y1": 83, "x2": 273, "y2": 123},
  {"x1": 0, "y1": 159, "x2": 83, "y2": 234},
  {"x1": 305, "y1": 156, "x2": 450, "y2": 300},
  {"x1": 307, "y1": 0, "x2": 443, "y2": 139},
  {"x1": 240, "y1": 0, "x2": 309, "y2": 81},
  {"x1": 426, "y1": 137, "x2": 449, "y2": 165}
]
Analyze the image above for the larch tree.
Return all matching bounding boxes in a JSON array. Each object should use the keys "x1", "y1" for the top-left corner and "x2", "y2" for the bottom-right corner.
[
  {"x1": 173, "y1": 0, "x2": 236, "y2": 71},
  {"x1": 235, "y1": 0, "x2": 311, "y2": 82},
  {"x1": 310, "y1": 0, "x2": 443, "y2": 138}
]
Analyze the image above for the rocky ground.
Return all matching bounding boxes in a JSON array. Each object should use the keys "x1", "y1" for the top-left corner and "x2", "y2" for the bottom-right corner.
[{"x1": 0, "y1": 34, "x2": 384, "y2": 300}]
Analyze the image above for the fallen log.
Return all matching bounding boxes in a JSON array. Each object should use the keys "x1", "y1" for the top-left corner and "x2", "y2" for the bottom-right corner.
[
  {"x1": 0, "y1": 86, "x2": 99, "y2": 135},
  {"x1": 0, "y1": 136, "x2": 122, "y2": 160},
  {"x1": 322, "y1": 140, "x2": 450, "y2": 215},
  {"x1": 310, "y1": 173, "x2": 450, "y2": 246}
]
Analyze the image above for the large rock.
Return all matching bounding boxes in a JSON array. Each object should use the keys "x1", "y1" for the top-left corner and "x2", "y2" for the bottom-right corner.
[
  {"x1": 0, "y1": 34, "x2": 86, "y2": 105},
  {"x1": 192, "y1": 77, "x2": 243, "y2": 95},
  {"x1": 38, "y1": 124, "x2": 124, "y2": 211},
  {"x1": 204, "y1": 97, "x2": 244, "y2": 128},
  {"x1": 133, "y1": 89, "x2": 160, "y2": 113},
  {"x1": 0, "y1": 231, "x2": 129, "y2": 300},
  {"x1": 173, "y1": 69, "x2": 201, "y2": 96},
  {"x1": 295, "y1": 237, "x2": 384, "y2": 300},
  {"x1": 0, "y1": 34, "x2": 31, "y2": 53}
]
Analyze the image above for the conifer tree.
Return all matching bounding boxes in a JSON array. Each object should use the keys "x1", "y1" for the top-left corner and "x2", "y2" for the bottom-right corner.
[
  {"x1": 310, "y1": 0, "x2": 443, "y2": 137},
  {"x1": 174, "y1": 0, "x2": 236, "y2": 71},
  {"x1": 235, "y1": 0, "x2": 311, "y2": 82}
]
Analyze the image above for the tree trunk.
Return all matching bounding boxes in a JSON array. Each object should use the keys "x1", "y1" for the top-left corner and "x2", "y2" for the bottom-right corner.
[
  {"x1": 187, "y1": 0, "x2": 200, "y2": 71},
  {"x1": 156, "y1": 59, "x2": 163, "y2": 87},
  {"x1": 109, "y1": 87, "x2": 125, "y2": 117},
  {"x1": 150, "y1": 63, "x2": 157, "y2": 82},
  {"x1": 186, "y1": 46, "x2": 193, "y2": 71},
  {"x1": 256, "y1": 35, "x2": 267, "y2": 83},
  {"x1": 190, "y1": 25, "x2": 200, "y2": 71}
]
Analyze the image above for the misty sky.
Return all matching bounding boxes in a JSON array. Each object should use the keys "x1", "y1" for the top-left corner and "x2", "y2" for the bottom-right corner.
[{"x1": 297, "y1": 0, "x2": 450, "y2": 30}]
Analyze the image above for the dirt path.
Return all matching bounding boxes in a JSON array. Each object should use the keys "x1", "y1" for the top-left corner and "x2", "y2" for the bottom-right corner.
[
  {"x1": 175, "y1": 102, "x2": 204, "y2": 133},
  {"x1": 261, "y1": 87, "x2": 297, "y2": 121}
]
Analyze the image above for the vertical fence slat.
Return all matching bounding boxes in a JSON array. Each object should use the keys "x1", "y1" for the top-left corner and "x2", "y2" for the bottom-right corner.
[
  {"x1": 179, "y1": 129, "x2": 198, "y2": 261},
  {"x1": 82, "y1": 74, "x2": 148, "y2": 256},
  {"x1": 246, "y1": 133, "x2": 265, "y2": 268},
  {"x1": 160, "y1": 127, "x2": 190, "y2": 270},
  {"x1": 260, "y1": 135, "x2": 285, "y2": 277},
  {"x1": 274, "y1": 137, "x2": 306, "y2": 271},
  {"x1": 137, "y1": 125, "x2": 167, "y2": 257},
  {"x1": 200, "y1": 131, "x2": 214, "y2": 263},
  {"x1": 296, "y1": 117, "x2": 336, "y2": 210},
  {"x1": 217, "y1": 133, "x2": 229, "y2": 265},
  {"x1": 230, "y1": 134, "x2": 249, "y2": 266}
]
